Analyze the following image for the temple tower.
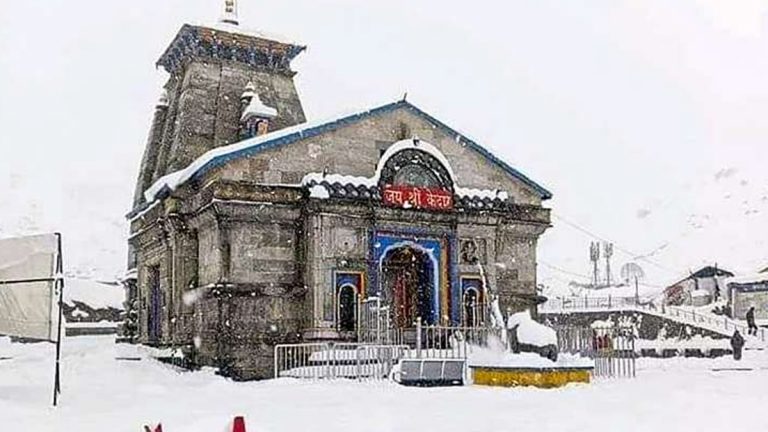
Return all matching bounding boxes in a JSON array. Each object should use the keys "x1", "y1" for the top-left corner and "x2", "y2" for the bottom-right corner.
[{"x1": 132, "y1": 1, "x2": 306, "y2": 208}]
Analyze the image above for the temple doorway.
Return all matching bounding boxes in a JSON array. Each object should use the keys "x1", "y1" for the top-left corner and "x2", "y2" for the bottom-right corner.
[
  {"x1": 381, "y1": 245, "x2": 436, "y2": 327},
  {"x1": 337, "y1": 284, "x2": 357, "y2": 332}
]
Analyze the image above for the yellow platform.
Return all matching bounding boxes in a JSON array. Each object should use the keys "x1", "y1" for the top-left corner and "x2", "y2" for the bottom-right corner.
[{"x1": 471, "y1": 366, "x2": 592, "y2": 389}]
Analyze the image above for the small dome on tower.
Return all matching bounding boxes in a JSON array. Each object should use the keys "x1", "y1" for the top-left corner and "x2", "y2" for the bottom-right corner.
[
  {"x1": 240, "y1": 81, "x2": 257, "y2": 103},
  {"x1": 242, "y1": 93, "x2": 278, "y2": 121},
  {"x1": 240, "y1": 85, "x2": 278, "y2": 139}
]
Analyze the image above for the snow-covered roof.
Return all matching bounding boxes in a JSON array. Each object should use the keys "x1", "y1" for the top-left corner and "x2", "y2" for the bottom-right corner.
[
  {"x1": 308, "y1": 185, "x2": 330, "y2": 199},
  {"x1": 300, "y1": 143, "x2": 517, "y2": 209},
  {"x1": 200, "y1": 21, "x2": 304, "y2": 47},
  {"x1": 664, "y1": 266, "x2": 735, "y2": 289},
  {"x1": 302, "y1": 173, "x2": 377, "y2": 189},
  {"x1": 136, "y1": 100, "x2": 552, "y2": 211},
  {"x1": 241, "y1": 93, "x2": 277, "y2": 121},
  {"x1": 156, "y1": 23, "x2": 306, "y2": 75},
  {"x1": 63, "y1": 278, "x2": 125, "y2": 310},
  {"x1": 728, "y1": 274, "x2": 768, "y2": 285},
  {"x1": 455, "y1": 187, "x2": 509, "y2": 201}
]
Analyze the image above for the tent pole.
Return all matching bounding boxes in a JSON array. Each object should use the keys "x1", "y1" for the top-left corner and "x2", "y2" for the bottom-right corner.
[{"x1": 52, "y1": 233, "x2": 64, "y2": 407}]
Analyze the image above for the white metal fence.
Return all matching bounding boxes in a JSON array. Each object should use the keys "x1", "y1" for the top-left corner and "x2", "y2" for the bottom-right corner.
[
  {"x1": 556, "y1": 325, "x2": 636, "y2": 379},
  {"x1": 415, "y1": 324, "x2": 502, "y2": 359},
  {"x1": 274, "y1": 320, "x2": 505, "y2": 380},
  {"x1": 541, "y1": 295, "x2": 652, "y2": 311},
  {"x1": 274, "y1": 343, "x2": 408, "y2": 380},
  {"x1": 359, "y1": 296, "x2": 503, "y2": 359}
]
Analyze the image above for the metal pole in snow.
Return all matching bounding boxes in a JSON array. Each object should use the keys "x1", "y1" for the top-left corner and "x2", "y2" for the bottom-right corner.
[
  {"x1": 52, "y1": 233, "x2": 64, "y2": 407},
  {"x1": 416, "y1": 317, "x2": 422, "y2": 359},
  {"x1": 376, "y1": 298, "x2": 381, "y2": 345},
  {"x1": 635, "y1": 277, "x2": 639, "y2": 306}
]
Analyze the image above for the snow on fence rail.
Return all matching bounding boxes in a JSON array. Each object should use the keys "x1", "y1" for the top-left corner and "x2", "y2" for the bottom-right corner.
[
  {"x1": 540, "y1": 296, "x2": 651, "y2": 311},
  {"x1": 274, "y1": 343, "x2": 408, "y2": 380},
  {"x1": 275, "y1": 325, "x2": 504, "y2": 380},
  {"x1": 542, "y1": 296, "x2": 767, "y2": 342},
  {"x1": 410, "y1": 325, "x2": 503, "y2": 359}
]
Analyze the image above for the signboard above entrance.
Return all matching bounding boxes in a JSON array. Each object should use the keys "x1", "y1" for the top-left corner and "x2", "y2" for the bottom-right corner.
[{"x1": 382, "y1": 185, "x2": 453, "y2": 211}]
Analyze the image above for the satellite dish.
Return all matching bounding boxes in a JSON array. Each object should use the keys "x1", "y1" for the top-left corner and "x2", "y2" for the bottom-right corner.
[{"x1": 620, "y1": 262, "x2": 645, "y2": 283}]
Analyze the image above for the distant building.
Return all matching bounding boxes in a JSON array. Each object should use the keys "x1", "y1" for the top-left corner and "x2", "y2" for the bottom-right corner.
[
  {"x1": 663, "y1": 266, "x2": 734, "y2": 306},
  {"x1": 727, "y1": 274, "x2": 768, "y2": 320}
]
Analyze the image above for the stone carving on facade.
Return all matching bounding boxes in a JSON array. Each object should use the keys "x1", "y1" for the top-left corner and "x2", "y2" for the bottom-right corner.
[{"x1": 460, "y1": 239, "x2": 487, "y2": 265}]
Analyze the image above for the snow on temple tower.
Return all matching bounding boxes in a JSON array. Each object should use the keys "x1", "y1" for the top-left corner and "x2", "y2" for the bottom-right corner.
[
  {"x1": 239, "y1": 81, "x2": 278, "y2": 139},
  {"x1": 131, "y1": 1, "x2": 306, "y2": 208}
]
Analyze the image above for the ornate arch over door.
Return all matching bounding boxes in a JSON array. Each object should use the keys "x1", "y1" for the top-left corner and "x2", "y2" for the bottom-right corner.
[{"x1": 379, "y1": 147, "x2": 454, "y2": 192}]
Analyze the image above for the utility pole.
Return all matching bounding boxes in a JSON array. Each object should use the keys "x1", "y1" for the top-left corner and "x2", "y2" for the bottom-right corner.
[
  {"x1": 635, "y1": 276, "x2": 639, "y2": 305},
  {"x1": 590, "y1": 242, "x2": 600, "y2": 288},
  {"x1": 604, "y1": 242, "x2": 614, "y2": 286}
]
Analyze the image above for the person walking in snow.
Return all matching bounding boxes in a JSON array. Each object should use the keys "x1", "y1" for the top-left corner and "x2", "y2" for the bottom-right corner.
[
  {"x1": 746, "y1": 307, "x2": 758, "y2": 336},
  {"x1": 730, "y1": 329, "x2": 745, "y2": 361}
]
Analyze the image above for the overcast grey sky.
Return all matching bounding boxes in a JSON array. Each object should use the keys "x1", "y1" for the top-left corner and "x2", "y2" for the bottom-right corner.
[{"x1": 1, "y1": 1, "x2": 767, "y2": 288}]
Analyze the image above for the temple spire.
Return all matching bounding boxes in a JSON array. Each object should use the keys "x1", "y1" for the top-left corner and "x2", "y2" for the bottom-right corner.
[{"x1": 220, "y1": 0, "x2": 239, "y2": 26}]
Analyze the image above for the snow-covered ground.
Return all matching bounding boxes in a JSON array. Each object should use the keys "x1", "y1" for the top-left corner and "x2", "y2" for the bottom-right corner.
[{"x1": 2, "y1": 335, "x2": 767, "y2": 432}]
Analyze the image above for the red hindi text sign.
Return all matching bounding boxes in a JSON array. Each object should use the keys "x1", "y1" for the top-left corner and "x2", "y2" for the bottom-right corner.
[{"x1": 382, "y1": 185, "x2": 453, "y2": 211}]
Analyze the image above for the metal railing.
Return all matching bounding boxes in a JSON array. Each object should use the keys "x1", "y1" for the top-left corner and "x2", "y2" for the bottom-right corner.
[
  {"x1": 542, "y1": 296, "x2": 767, "y2": 341},
  {"x1": 358, "y1": 295, "x2": 501, "y2": 352},
  {"x1": 414, "y1": 324, "x2": 502, "y2": 359},
  {"x1": 662, "y1": 306, "x2": 766, "y2": 341},
  {"x1": 556, "y1": 325, "x2": 636, "y2": 379},
  {"x1": 275, "y1": 320, "x2": 507, "y2": 380},
  {"x1": 540, "y1": 295, "x2": 650, "y2": 311},
  {"x1": 274, "y1": 343, "x2": 408, "y2": 380}
]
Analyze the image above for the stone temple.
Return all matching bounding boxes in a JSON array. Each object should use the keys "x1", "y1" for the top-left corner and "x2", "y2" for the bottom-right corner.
[{"x1": 126, "y1": 2, "x2": 553, "y2": 380}]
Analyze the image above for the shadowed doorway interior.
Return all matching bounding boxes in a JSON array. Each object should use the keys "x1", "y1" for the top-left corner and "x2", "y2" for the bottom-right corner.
[{"x1": 381, "y1": 245, "x2": 435, "y2": 327}]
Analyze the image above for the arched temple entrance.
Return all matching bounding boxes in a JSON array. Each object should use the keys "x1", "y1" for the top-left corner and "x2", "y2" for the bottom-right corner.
[{"x1": 381, "y1": 245, "x2": 436, "y2": 327}]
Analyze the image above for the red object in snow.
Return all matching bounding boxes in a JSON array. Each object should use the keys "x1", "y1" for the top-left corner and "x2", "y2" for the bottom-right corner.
[
  {"x1": 143, "y1": 425, "x2": 162, "y2": 432},
  {"x1": 232, "y1": 416, "x2": 246, "y2": 432}
]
